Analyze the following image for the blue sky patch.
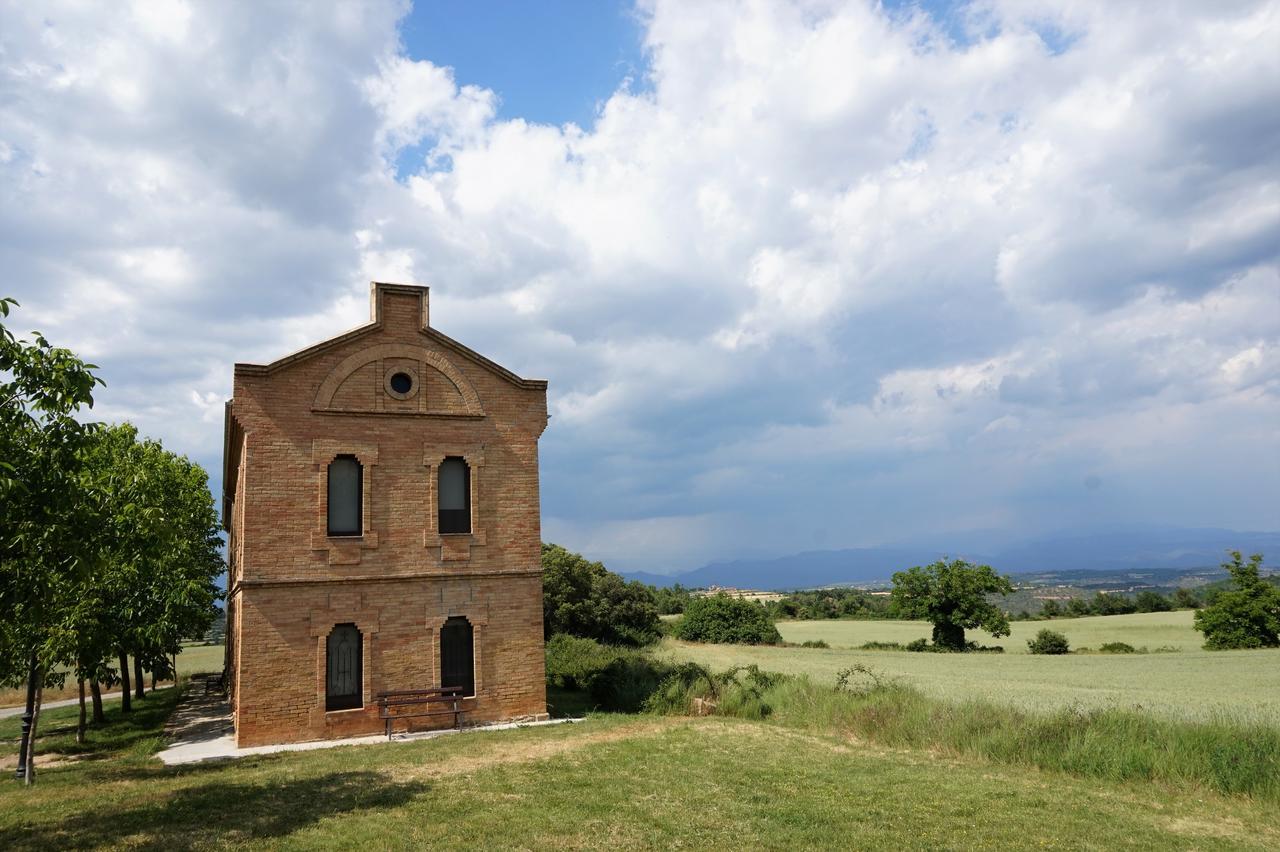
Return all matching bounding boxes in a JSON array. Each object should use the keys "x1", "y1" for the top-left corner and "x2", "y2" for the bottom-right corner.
[{"x1": 400, "y1": 0, "x2": 647, "y2": 130}]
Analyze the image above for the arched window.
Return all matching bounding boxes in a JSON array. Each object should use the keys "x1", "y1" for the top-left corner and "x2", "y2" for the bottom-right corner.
[
  {"x1": 327, "y1": 455, "x2": 362, "y2": 536},
  {"x1": 438, "y1": 457, "x2": 470, "y2": 534},
  {"x1": 325, "y1": 623, "x2": 362, "y2": 711},
  {"x1": 440, "y1": 616, "x2": 475, "y2": 697}
]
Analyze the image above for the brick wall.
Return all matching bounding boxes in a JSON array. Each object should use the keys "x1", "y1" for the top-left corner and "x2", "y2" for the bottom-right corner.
[{"x1": 224, "y1": 283, "x2": 549, "y2": 747}]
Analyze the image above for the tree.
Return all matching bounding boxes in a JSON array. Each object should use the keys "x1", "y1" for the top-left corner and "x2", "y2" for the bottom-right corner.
[
  {"x1": 1172, "y1": 587, "x2": 1200, "y2": 610},
  {"x1": 1194, "y1": 551, "x2": 1280, "y2": 650},
  {"x1": 0, "y1": 297, "x2": 103, "y2": 785},
  {"x1": 648, "y1": 583, "x2": 693, "y2": 615},
  {"x1": 74, "y1": 424, "x2": 222, "y2": 713},
  {"x1": 673, "y1": 594, "x2": 781, "y2": 645},
  {"x1": 890, "y1": 559, "x2": 1014, "y2": 650},
  {"x1": 541, "y1": 543, "x2": 660, "y2": 646},
  {"x1": 1065, "y1": 597, "x2": 1092, "y2": 617},
  {"x1": 2, "y1": 301, "x2": 221, "y2": 785},
  {"x1": 1039, "y1": 599, "x2": 1061, "y2": 618},
  {"x1": 1091, "y1": 592, "x2": 1136, "y2": 616},
  {"x1": 766, "y1": 588, "x2": 893, "y2": 621},
  {"x1": 1134, "y1": 590, "x2": 1172, "y2": 613}
]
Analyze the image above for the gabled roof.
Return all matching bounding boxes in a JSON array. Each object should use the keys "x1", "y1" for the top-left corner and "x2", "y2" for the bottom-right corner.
[{"x1": 233, "y1": 282, "x2": 547, "y2": 391}]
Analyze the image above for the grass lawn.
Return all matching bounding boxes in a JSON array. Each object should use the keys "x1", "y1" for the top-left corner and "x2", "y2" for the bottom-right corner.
[
  {"x1": 0, "y1": 643, "x2": 224, "y2": 709},
  {"x1": 660, "y1": 612, "x2": 1280, "y2": 724},
  {"x1": 1, "y1": 690, "x2": 1278, "y2": 850},
  {"x1": 0, "y1": 685, "x2": 181, "y2": 772}
]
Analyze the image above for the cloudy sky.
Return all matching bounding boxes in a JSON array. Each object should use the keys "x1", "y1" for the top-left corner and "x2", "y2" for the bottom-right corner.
[{"x1": 2, "y1": 0, "x2": 1277, "y2": 573}]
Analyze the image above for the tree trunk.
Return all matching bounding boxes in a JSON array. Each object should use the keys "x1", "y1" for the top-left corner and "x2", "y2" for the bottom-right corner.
[
  {"x1": 133, "y1": 656, "x2": 145, "y2": 701},
  {"x1": 77, "y1": 678, "x2": 87, "y2": 745},
  {"x1": 932, "y1": 621, "x2": 966, "y2": 651},
  {"x1": 90, "y1": 679, "x2": 105, "y2": 723},
  {"x1": 118, "y1": 650, "x2": 132, "y2": 713},
  {"x1": 13, "y1": 652, "x2": 38, "y2": 784},
  {"x1": 151, "y1": 668, "x2": 157, "y2": 692},
  {"x1": 24, "y1": 680, "x2": 43, "y2": 786}
]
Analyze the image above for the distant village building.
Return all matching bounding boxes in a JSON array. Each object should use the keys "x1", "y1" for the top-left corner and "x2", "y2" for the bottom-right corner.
[
  {"x1": 693, "y1": 586, "x2": 786, "y2": 604},
  {"x1": 222, "y1": 283, "x2": 549, "y2": 747}
]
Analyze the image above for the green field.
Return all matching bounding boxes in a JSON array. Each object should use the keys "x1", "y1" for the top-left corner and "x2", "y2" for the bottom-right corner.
[
  {"x1": 0, "y1": 643, "x2": 225, "y2": 709},
  {"x1": 778, "y1": 611, "x2": 1207, "y2": 652},
  {"x1": 2, "y1": 689, "x2": 1278, "y2": 850},
  {"x1": 660, "y1": 612, "x2": 1280, "y2": 724}
]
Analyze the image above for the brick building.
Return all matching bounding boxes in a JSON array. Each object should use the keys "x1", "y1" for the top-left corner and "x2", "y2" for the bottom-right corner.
[{"x1": 222, "y1": 282, "x2": 549, "y2": 747}]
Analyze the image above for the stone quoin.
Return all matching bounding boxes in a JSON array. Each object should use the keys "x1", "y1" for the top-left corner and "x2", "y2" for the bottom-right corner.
[{"x1": 222, "y1": 282, "x2": 549, "y2": 747}]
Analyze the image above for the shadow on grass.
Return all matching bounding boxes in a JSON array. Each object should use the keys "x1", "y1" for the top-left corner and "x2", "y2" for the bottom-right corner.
[
  {"x1": 546, "y1": 685, "x2": 595, "y2": 718},
  {"x1": 6, "y1": 688, "x2": 183, "y2": 760},
  {"x1": 0, "y1": 770, "x2": 429, "y2": 850}
]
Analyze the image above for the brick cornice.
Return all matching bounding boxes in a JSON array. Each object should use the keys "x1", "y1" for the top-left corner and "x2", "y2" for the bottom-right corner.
[{"x1": 236, "y1": 568, "x2": 541, "y2": 588}]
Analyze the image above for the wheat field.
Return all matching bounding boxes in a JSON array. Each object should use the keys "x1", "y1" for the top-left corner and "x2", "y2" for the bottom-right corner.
[{"x1": 661, "y1": 611, "x2": 1280, "y2": 724}]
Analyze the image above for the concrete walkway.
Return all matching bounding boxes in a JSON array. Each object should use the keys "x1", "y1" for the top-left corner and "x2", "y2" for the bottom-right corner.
[
  {"x1": 0, "y1": 691, "x2": 124, "y2": 719},
  {"x1": 156, "y1": 688, "x2": 579, "y2": 766}
]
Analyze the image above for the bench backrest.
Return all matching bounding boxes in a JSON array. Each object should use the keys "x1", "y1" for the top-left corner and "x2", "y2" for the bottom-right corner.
[{"x1": 377, "y1": 686, "x2": 468, "y2": 706}]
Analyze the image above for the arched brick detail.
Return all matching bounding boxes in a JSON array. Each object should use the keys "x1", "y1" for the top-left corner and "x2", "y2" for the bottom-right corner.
[
  {"x1": 314, "y1": 343, "x2": 483, "y2": 415},
  {"x1": 426, "y1": 596, "x2": 489, "y2": 698},
  {"x1": 308, "y1": 604, "x2": 380, "y2": 723},
  {"x1": 310, "y1": 441, "x2": 379, "y2": 562},
  {"x1": 423, "y1": 444, "x2": 487, "y2": 562}
]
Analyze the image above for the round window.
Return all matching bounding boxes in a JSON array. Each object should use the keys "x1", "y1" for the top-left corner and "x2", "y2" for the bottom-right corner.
[{"x1": 389, "y1": 372, "x2": 414, "y2": 395}]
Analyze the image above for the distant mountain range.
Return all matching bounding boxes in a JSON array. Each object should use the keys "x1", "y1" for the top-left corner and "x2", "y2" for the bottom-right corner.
[{"x1": 623, "y1": 527, "x2": 1280, "y2": 591}]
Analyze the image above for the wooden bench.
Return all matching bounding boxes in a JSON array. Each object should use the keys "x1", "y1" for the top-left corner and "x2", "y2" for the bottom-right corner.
[
  {"x1": 190, "y1": 672, "x2": 225, "y2": 695},
  {"x1": 376, "y1": 687, "x2": 468, "y2": 739}
]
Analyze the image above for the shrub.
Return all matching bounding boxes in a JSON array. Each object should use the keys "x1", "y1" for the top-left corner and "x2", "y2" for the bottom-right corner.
[
  {"x1": 643, "y1": 662, "x2": 717, "y2": 714},
  {"x1": 545, "y1": 634, "x2": 676, "y2": 712},
  {"x1": 714, "y1": 666, "x2": 784, "y2": 718},
  {"x1": 589, "y1": 654, "x2": 673, "y2": 713},
  {"x1": 673, "y1": 593, "x2": 782, "y2": 645},
  {"x1": 904, "y1": 638, "x2": 930, "y2": 652},
  {"x1": 1099, "y1": 641, "x2": 1136, "y2": 654},
  {"x1": 644, "y1": 663, "x2": 783, "y2": 719},
  {"x1": 859, "y1": 641, "x2": 906, "y2": 651},
  {"x1": 834, "y1": 663, "x2": 894, "y2": 696},
  {"x1": 800, "y1": 639, "x2": 829, "y2": 648},
  {"x1": 1027, "y1": 629, "x2": 1070, "y2": 655},
  {"x1": 545, "y1": 634, "x2": 619, "y2": 689}
]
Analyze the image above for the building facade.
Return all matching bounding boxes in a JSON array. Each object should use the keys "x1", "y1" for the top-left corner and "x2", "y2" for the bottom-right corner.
[{"x1": 222, "y1": 282, "x2": 549, "y2": 747}]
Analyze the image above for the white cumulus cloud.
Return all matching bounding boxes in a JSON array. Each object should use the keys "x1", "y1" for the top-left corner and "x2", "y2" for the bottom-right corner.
[{"x1": 2, "y1": 0, "x2": 1277, "y2": 572}]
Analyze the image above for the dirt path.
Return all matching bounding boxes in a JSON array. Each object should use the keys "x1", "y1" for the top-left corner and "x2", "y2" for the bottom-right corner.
[{"x1": 0, "y1": 692, "x2": 124, "y2": 719}]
